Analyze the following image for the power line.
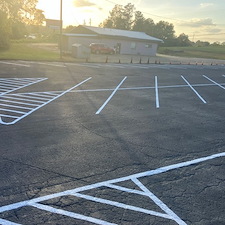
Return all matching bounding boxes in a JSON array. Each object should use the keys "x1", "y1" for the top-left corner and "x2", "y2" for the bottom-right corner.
[
  {"x1": 102, "y1": 0, "x2": 225, "y2": 26},
  {"x1": 141, "y1": 11, "x2": 185, "y2": 23},
  {"x1": 102, "y1": 0, "x2": 190, "y2": 23}
]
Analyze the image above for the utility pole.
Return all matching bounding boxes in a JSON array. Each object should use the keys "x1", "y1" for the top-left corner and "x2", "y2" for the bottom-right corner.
[{"x1": 60, "y1": 0, "x2": 63, "y2": 59}]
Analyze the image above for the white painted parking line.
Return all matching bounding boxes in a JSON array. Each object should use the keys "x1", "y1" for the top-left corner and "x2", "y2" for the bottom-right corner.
[
  {"x1": 0, "y1": 78, "x2": 47, "y2": 97},
  {"x1": 0, "y1": 75, "x2": 223, "y2": 123},
  {"x1": 0, "y1": 98, "x2": 40, "y2": 107},
  {"x1": 96, "y1": 76, "x2": 127, "y2": 114},
  {"x1": 155, "y1": 76, "x2": 160, "y2": 108},
  {"x1": 109, "y1": 64, "x2": 126, "y2": 69},
  {"x1": 0, "y1": 80, "x2": 30, "y2": 85},
  {"x1": 128, "y1": 65, "x2": 150, "y2": 69},
  {"x1": 95, "y1": 63, "x2": 126, "y2": 69},
  {"x1": 0, "y1": 103, "x2": 33, "y2": 110},
  {"x1": 0, "y1": 107, "x2": 26, "y2": 114},
  {"x1": 19, "y1": 61, "x2": 66, "y2": 68},
  {"x1": 32, "y1": 203, "x2": 116, "y2": 225},
  {"x1": 0, "y1": 61, "x2": 30, "y2": 67},
  {"x1": 95, "y1": 63, "x2": 152, "y2": 69},
  {"x1": 66, "y1": 63, "x2": 100, "y2": 68},
  {"x1": 73, "y1": 192, "x2": 173, "y2": 220},
  {"x1": 93, "y1": 64, "x2": 188, "y2": 70},
  {"x1": 8, "y1": 81, "x2": 224, "y2": 99},
  {"x1": 203, "y1": 75, "x2": 225, "y2": 90},
  {"x1": 0, "y1": 114, "x2": 19, "y2": 119},
  {"x1": 132, "y1": 177, "x2": 186, "y2": 225},
  {"x1": 11, "y1": 93, "x2": 53, "y2": 101},
  {"x1": 181, "y1": 76, "x2": 207, "y2": 104},
  {"x1": 0, "y1": 77, "x2": 92, "y2": 125},
  {"x1": 35, "y1": 62, "x2": 66, "y2": 68},
  {"x1": 71, "y1": 82, "x2": 225, "y2": 93},
  {"x1": 0, "y1": 84, "x2": 19, "y2": 89},
  {"x1": 105, "y1": 183, "x2": 149, "y2": 196},
  {"x1": 29, "y1": 92, "x2": 59, "y2": 97},
  {"x1": 1, "y1": 95, "x2": 46, "y2": 103},
  {"x1": 1, "y1": 152, "x2": 225, "y2": 225}
]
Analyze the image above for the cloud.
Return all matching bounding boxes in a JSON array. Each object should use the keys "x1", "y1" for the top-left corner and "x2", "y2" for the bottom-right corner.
[
  {"x1": 200, "y1": 3, "x2": 214, "y2": 8},
  {"x1": 73, "y1": 0, "x2": 102, "y2": 10},
  {"x1": 74, "y1": 0, "x2": 96, "y2": 8},
  {"x1": 204, "y1": 27, "x2": 222, "y2": 33},
  {"x1": 179, "y1": 18, "x2": 216, "y2": 27}
]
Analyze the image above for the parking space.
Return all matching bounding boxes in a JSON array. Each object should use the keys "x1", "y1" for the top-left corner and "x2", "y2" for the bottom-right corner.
[
  {"x1": 67, "y1": 71, "x2": 225, "y2": 114},
  {"x1": 0, "y1": 61, "x2": 225, "y2": 225},
  {"x1": 0, "y1": 78, "x2": 47, "y2": 96},
  {"x1": 0, "y1": 77, "x2": 91, "y2": 125}
]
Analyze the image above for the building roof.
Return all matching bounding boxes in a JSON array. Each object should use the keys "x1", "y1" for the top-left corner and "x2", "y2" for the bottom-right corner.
[
  {"x1": 71, "y1": 25, "x2": 163, "y2": 43},
  {"x1": 63, "y1": 33, "x2": 97, "y2": 37}
]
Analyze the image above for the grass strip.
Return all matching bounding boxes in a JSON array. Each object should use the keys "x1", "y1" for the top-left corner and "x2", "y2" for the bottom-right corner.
[
  {"x1": 158, "y1": 46, "x2": 225, "y2": 60},
  {"x1": 0, "y1": 43, "x2": 59, "y2": 61}
]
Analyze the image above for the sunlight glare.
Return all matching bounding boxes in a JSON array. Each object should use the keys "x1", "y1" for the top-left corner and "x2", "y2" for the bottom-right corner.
[{"x1": 37, "y1": 0, "x2": 104, "y2": 26}]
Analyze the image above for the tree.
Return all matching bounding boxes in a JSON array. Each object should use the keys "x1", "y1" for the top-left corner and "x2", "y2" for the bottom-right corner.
[
  {"x1": 0, "y1": 10, "x2": 11, "y2": 50},
  {"x1": 154, "y1": 21, "x2": 175, "y2": 40},
  {"x1": 123, "y1": 3, "x2": 135, "y2": 30},
  {"x1": 100, "y1": 4, "x2": 176, "y2": 45},
  {"x1": 0, "y1": 0, "x2": 45, "y2": 25},
  {"x1": 177, "y1": 33, "x2": 191, "y2": 46},
  {"x1": 11, "y1": 21, "x2": 27, "y2": 39},
  {"x1": 132, "y1": 11, "x2": 146, "y2": 31},
  {"x1": 100, "y1": 3, "x2": 135, "y2": 30},
  {"x1": 195, "y1": 40, "x2": 210, "y2": 47},
  {"x1": 211, "y1": 41, "x2": 221, "y2": 46},
  {"x1": 100, "y1": 4, "x2": 123, "y2": 29},
  {"x1": 154, "y1": 21, "x2": 176, "y2": 45},
  {"x1": 99, "y1": 19, "x2": 113, "y2": 28},
  {"x1": 99, "y1": 3, "x2": 195, "y2": 47},
  {"x1": 0, "y1": 0, "x2": 45, "y2": 49},
  {"x1": 143, "y1": 18, "x2": 155, "y2": 36}
]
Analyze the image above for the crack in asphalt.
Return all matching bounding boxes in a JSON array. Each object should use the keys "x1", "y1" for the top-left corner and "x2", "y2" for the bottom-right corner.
[{"x1": 1, "y1": 156, "x2": 87, "y2": 186}]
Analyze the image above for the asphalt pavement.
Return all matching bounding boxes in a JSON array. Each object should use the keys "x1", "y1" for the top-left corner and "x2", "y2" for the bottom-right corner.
[{"x1": 0, "y1": 60, "x2": 225, "y2": 225}]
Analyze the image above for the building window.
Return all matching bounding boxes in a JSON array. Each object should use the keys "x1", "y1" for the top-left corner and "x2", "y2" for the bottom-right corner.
[
  {"x1": 131, "y1": 42, "x2": 136, "y2": 49},
  {"x1": 145, "y1": 44, "x2": 152, "y2": 48}
]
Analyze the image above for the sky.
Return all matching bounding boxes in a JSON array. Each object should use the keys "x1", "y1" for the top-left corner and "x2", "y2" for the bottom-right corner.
[{"x1": 37, "y1": 0, "x2": 225, "y2": 43}]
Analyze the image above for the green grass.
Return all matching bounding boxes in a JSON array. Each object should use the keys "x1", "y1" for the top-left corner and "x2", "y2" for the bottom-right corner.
[
  {"x1": 158, "y1": 46, "x2": 225, "y2": 60},
  {"x1": 0, "y1": 43, "x2": 60, "y2": 61},
  {"x1": 1, "y1": 43, "x2": 225, "y2": 61}
]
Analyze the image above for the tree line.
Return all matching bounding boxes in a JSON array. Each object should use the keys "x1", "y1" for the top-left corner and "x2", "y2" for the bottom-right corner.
[
  {"x1": 0, "y1": 0, "x2": 44, "y2": 50},
  {"x1": 0, "y1": 1, "x2": 223, "y2": 51},
  {"x1": 99, "y1": 3, "x2": 225, "y2": 47}
]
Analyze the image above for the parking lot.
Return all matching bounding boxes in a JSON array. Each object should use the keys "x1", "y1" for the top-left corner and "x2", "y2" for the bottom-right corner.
[{"x1": 0, "y1": 61, "x2": 225, "y2": 224}]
